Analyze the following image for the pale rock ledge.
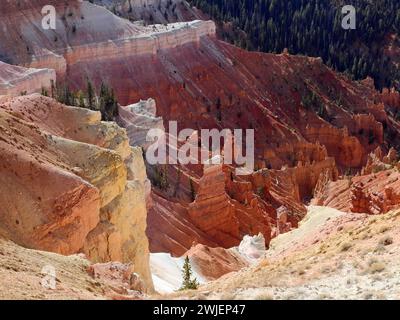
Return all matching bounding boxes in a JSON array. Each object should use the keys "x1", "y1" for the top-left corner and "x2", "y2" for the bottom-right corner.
[{"x1": 0, "y1": 61, "x2": 55, "y2": 97}]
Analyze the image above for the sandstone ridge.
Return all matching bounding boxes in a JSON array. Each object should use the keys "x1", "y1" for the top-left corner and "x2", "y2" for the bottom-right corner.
[
  {"x1": 0, "y1": 94, "x2": 153, "y2": 291},
  {"x1": 0, "y1": 61, "x2": 55, "y2": 96}
]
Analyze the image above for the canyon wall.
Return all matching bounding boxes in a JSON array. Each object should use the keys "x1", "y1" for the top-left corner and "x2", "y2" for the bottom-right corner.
[
  {"x1": 63, "y1": 20, "x2": 216, "y2": 67},
  {"x1": 0, "y1": 61, "x2": 55, "y2": 96},
  {"x1": 312, "y1": 148, "x2": 400, "y2": 215},
  {"x1": 2, "y1": 0, "x2": 400, "y2": 260},
  {"x1": 94, "y1": 0, "x2": 203, "y2": 24},
  {"x1": 0, "y1": 0, "x2": 215, "y2": 77},
  {"x1": 0, "y1": 94, "x2": 153, "y2": 291}
]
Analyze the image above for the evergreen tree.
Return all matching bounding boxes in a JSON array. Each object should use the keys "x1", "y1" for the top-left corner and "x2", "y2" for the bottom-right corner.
[
  {"x1": 98, "y1": 82, "x2": 119, "y2": 121},
  {"x1": 50, "y1": 80, "x2": 56, "y2": 98},
  {"x1": 188, "y1": 0, "x2": 400, "y2": 90},
  {"x1": 179, "y1": 256, "x2": 199, "y2": 290},
  {"x1": 55, "y1": 83, "x2": 74, "y2": 106},
  {"x1": 51, "y1": 80, "x2": 119, "y2": 122},
  {"x1": 77, "y1": 90, "x2": 86, "y2": 108},
  {"x1": 41, "y1": 87, "x2": 49, "y2": 97},
  {"x1": 86, "y1": 78, "x2": 96, "y2": 110}
]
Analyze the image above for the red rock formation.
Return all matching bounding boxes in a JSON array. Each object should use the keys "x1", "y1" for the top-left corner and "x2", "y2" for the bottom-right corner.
[
  {"x1": 3, "y1": 1, "x2": 400, "y2": 261},
  {"x1": 350, "y1": 183, "x2": 377, "y2": 214},
  {"x1": 188, "y1": 164, "x2": 241, "y2": 247},
  {"x1": 0, "y1": 107, "x2": 100, "y2": 254},
  {"x1": 147, "y1": 191, "x2": 218, "y2": 256},
  {"x1": 0, "y1": 94, "x2": 154, "y2": 291},
  {"x1": 185, "y1": 244, "x2": 248, "y2": 281},
  {"x1": 381, "y1": 88, "x2": 400, "y2": 109},
  {"x1": 188, "y1": 163, "x2": 280, "y2": 248},
  {"x1": 0, "y1": 61, "x2": 55, "y2": 96},
  {"x1": 313, "y1": 163, "x2": 400, "y2": 215}
]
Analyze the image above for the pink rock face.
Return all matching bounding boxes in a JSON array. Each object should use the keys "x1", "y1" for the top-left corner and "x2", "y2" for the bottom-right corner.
[
  {"x1": 0, "y1": 102, "x2": 100, "y2": 254},
  {"x1": 147, "y1": 191, "x2": 218, "y2": 256},
  {"x1": 88, "y1": 262, "x2": 145, "y2": 296},
  {"x1": 185, "y1": 244, "x2": 248, "y2": 281},
  {"x1": 0, "y1": 94, "x2": 154, "y2": 292},
  {"x1": 312, "y1": 151, "x2": 400, "y2": 215},
  {"x1": 0, "y1": 61, "x2": 55, "y2": 96},
  {"x1": 3, "y1": 0, "x2": 400, "y2": 264},
  {"x1": 188, "y1": 165, "x2": 240, "y2": 247}
]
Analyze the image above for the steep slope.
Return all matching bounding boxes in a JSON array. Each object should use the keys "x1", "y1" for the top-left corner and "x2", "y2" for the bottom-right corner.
[
  {"x1": 63, "y1": 32, "x2": 390, "y2": 171},
  {"x1": 0, "y1": 239, "x2": 106, "y2": 300},
  {"x1": 0, "y1": 0, "x2": 215, "y2": 77},
  {"x1": 2, "y1": 0, "x2": 400, "y2": 259},
  {"x1": 94, "y1": 0, "x2": 203, "y2": 24},
  {"x1": 188, "y1": 0, "x2": 400, "y2": 90},
  {"x1": 172, "y1": 207, "x2": 400, "y2": 300},
  {"x1": 0, "y1": 61, "x2": 55, "y2": 96},
  {"x1": 0, "y1": 239, "x2": 150, "y2": 300},
  {"x1": 0, "y1": 94, "x2": 153, "y2": 291},
  {"x1": 109, "y1": 43, "x2": 390, "y2": 253},
  {"x1": 312, "y1": 148, "x2": 400, "y2": 215}
]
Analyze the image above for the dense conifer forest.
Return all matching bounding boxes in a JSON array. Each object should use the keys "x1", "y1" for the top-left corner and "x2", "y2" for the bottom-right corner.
[{"x1": 189, "y1": 0, "x2": 400, "y2": 90}]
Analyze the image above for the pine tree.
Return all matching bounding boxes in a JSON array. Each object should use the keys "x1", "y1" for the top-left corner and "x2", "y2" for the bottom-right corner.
[
  {"x1": 179, "y1": 256, "x2": 199, "y2": 290},
  {"x1": 98, "y1": 82, "x2": 119, "y2": 121},
  {"x1": 77, "y1": 90, "x2": 86, "y2": 108},
  {"x1": 50, "y1": 80, "x2": 56, "y2": 98},
  {"x1": 188, "y1": 0, "x2": 400, "y2": 90},
  {"x1": 41, "y1": 87, "x2": 49, "y2": 97},
  {"x1": 86, "y1": 78, "x2": 96, "y2": 110}
]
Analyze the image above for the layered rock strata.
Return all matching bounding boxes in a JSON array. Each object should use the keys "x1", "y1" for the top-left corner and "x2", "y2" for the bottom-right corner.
[
  {"x1": 0, "y1": 94, "x2": 153, "y2": 291},
  {"x1": 312, "y1": 149, "x2": 400, "y2": 215},
  {"x1": 0, "y1": 61, "x2": 55, "y2": 96}
]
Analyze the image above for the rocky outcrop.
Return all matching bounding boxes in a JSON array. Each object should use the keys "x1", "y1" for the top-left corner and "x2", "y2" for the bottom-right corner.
[
  {"x1": 88, "y1": 262, "x2": 146, "y2": 297},
  {"x1": 185, "y1": 244, "x2": 248, "y2": 281},
  {"x1": 94, "y1": 0, "x2": 203, "y2": 24},
  {"x1": 188, "y1": 164, "x2": 241, "y2": 247},
  {"x1": 350, "y1": 183, "x2": 378, "y2": 214},
  {"x1": 312, "y1": 162, "x2": 400, "y2": 216},
  {"x1": 0, "y1": 61, "x2": 55, "y2": 96},
  {"x1": 4, "y1": 1, "x2": 398, "y2": 263},
  {"x1": 381, "y1": 87, "x2": 400, "y2": 108},
  {"x1": 118, "y1": 98, "x2": 164, "y2": 149},
  {"x1": 63, "y1": 20, "x2": 216, "y2": 68},
  {"x1": 304, "y1": 125, "x2": 365, "y2": 168},
  {"x1": 0, "y1": 94, "x2": 153, "y2": 291},
  {"x1": 188, "y1": 164, "x2": 274, "y2": 248}
]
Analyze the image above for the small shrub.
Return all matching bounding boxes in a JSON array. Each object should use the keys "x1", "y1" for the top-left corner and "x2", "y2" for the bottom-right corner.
[
  {"x1": 379, "y1": 236, "x2": 393, "y2": 246},
  {"x1": 340, "y1": 242, "x2": 352, "y2": 252}
]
